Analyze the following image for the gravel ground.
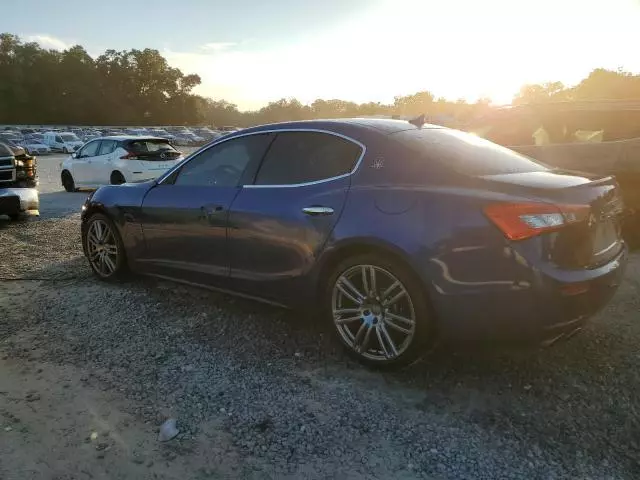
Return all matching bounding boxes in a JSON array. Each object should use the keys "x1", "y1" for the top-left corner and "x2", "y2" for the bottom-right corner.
[{"x1": 1, "y1": 154, "x2": 640, "y2": 479}]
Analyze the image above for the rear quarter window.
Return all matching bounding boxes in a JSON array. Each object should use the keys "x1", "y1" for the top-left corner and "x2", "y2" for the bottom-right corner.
[{"x1": 394, "y1": 128, "x2": 549, "y2": 176}]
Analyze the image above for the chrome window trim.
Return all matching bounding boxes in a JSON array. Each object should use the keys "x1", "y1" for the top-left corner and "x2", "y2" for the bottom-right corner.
[{"x1": 156, "y1": 128, "x2": 367, "y2": 187}]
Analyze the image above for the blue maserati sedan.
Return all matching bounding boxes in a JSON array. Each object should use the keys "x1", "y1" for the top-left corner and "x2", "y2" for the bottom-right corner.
[{"x1": 81, "y1": 118, "x2": 628, "y2": 367}]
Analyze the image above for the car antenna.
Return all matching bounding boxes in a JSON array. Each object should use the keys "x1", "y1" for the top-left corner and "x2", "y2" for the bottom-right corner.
[{"x1": 408, "y1": 114, "x2": 426, "y2": 128}]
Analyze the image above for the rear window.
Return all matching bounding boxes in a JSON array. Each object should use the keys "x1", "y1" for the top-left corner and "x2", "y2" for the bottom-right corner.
[
  {"x1": 395, "y1": 128, "x2": 548, "y2": 176},
  {"x1": 127, "y1": 139, "x2": 177, "y2": 154}
]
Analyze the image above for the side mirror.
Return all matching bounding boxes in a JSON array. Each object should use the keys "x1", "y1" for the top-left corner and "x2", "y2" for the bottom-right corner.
[{"x1": 71, "y1": 153, "x2": 78, "y2": 159}]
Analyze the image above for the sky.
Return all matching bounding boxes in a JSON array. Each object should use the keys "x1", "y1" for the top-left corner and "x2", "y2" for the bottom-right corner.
[{"x1": 2, "y1": 0, "x2": 640, "y2": 110}]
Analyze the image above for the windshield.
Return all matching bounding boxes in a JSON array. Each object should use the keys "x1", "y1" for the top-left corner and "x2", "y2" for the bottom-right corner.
[
  {"x1": 395, "y1": 128, "x2": 549, "y2": 176},
  {"x1": 61, "y1": 134, "x2": 79, "y2": 141}
]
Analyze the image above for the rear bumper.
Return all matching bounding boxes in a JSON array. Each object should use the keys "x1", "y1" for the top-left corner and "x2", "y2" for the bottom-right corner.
[
  {"x1": 0, "y1": 188, "x2": 39, "y2": 216},
  {"x1": 433, "y1": 246, "x2": 628, "y2": 344}
]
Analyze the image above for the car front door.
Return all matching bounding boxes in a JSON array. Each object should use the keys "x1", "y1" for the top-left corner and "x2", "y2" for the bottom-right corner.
[
  {"x1": 137, "y1": 133, "x2": 275, "y2": 286},
  {"x1": 227, "y1": 130, "x2": 364, "y2": 305},
  {"x1": 92, "y1": 139, "x2": 118, "y2": 185},
  {"x1": 72, "y1": 140, "x2": 101, "y2": 185}
]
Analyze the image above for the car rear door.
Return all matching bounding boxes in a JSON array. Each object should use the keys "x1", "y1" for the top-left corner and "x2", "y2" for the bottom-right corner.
[
  {"x1": 137, "y1": 133, "x2": 275, "y2": 286},
  {"x1": 227, "y1": 130, "x2": 364, "y2": 305}
]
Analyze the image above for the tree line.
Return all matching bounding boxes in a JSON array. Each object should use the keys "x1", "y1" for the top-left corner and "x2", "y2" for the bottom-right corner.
[{"x1": 2, "y1": 33, "x2": 640, "y2": 128}]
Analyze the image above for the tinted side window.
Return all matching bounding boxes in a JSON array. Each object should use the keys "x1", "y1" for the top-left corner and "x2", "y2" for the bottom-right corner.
[
  {"x1": 98, "y1": 140, "x2": 117, "y2": 155},
  {"x1": 79, "y1": 140, "x2": 100, "y2": 158},
  {"x1": 254, "y1": 132, "x2": 362, "y2": 185},
  {"x1": 174, "y1": 134, "x2": 272, "y2": 187},
  {"x1": 55, "y1": 136, "x2": 63, "y2": 143}
]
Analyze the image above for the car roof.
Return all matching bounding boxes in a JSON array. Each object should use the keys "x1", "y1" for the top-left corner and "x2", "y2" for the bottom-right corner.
[
  {"x1": 237, "y1": 118, "x2": 442, "y2": 137},
  {"x1": 93, "y1": 135, "x2": 168, "y2": 141}
]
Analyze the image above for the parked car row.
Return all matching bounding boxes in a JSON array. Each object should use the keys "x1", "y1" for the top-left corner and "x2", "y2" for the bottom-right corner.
[{"x1": 1, "y1": 125, "x2": 238, "y2": 148}]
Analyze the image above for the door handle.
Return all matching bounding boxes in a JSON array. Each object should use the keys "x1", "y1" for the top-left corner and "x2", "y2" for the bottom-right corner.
[{"x1": 302, "y1": 206, "x2": 334, "y2": 216}]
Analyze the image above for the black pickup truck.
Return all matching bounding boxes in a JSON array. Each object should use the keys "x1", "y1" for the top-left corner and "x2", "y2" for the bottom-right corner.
[{"x1": 0, "y1": 141, "x2": 39, "y2": 220}]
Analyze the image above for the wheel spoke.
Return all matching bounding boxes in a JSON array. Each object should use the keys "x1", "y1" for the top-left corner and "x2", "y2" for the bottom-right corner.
[
  {"x1": 361, "y1": 266, "x2": 369, "y2": 294},
  {"x1": 378, "y1": 324, "x2": 399, "y2": 358},
  {"x1": 353, "y1": 322, "x2": 367, "y2": 350},
  {"x1": 103, "y1": 244, "x2": 118, "y2": 255},
  {"x1": 375, "y1": 327, "x2": 391, "y2": 358},
  {"x1": 337, "y1": 277, "x2": 365, "y2": 306},
  {"x1": 335, "y1": 315, "x2": 363, "y2": 325},
  {"x1": 385, "y1": 312, "x2": 415, "y2": 326},
  {"x1": 357, "y1": 326, "x2": 373, "y2": 353},
  {"x1": 103, "y1": 254, "x2": 116, "y2": 273},
  {"x1": 98, "y1": 253, "x2": 107, "y2": 273},
  {"x1": 384, "y1": 288, "x2": 407, "y2": 307},
  {"x1": 87, "y1": 232, "x2": 100, "y2": 247},
  {"x1": 383, "y1": 318, "x2": 412, "y2": 335},
  {"x1": 93, "y1": 221, "x2": 103, "y2": 241},
  {"x1": 334, "y1": 308, "x2": 361, "y2": 316},
  {"x1": 381, "y1": 280, "x2": 402, "y2": 301},
  {"x1": 368, "y1": 266, "x2": 377, "y2": 295}
]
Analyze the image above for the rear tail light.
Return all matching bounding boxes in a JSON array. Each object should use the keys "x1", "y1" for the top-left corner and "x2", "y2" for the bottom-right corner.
[{"x1": 484, "y1": 202, "x2": 590, "y2": 241}]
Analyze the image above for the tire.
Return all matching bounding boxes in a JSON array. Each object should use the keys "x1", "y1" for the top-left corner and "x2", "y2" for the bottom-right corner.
[
  {"x1": 8, "y1": 213, "x2": 22, "y2": 221},
  {"x1": 110, "y1": 171, "x2": 126, "y2": 185},
  {"x1": 63, "y1": 147, "x2": 68, "y2": 154},
  {"x1": 82, "y1": 213, "x2": 128, "y2": 281},
  {"x1": 325, "y1": 253, "x2": 434, "y2": 369},
  {"x1": 61, "y1": 170, "x2": 76, "y2": 192}
]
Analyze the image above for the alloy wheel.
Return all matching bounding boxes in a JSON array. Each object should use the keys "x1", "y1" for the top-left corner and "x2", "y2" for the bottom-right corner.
[
  {"x1": 332, "y1": 264, "x2": 417, "y2": 361},
  {"x1": 86, "y1": 218, "x2": 119, "y2": 277}
]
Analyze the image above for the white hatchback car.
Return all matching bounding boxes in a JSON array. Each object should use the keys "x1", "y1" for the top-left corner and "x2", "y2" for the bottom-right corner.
[{"x1": 60, "y1": 136, "x2": 185, "y2": 191}]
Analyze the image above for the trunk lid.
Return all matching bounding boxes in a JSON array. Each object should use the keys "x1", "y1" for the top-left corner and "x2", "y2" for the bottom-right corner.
[{"x1": 480, "y1": 169, "x2": 625, "y2": 268}]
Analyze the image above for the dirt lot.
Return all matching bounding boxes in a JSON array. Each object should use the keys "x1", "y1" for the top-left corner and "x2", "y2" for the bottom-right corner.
[{"x1": 1, "y1": 153, "x2": 640, "y2": 479}]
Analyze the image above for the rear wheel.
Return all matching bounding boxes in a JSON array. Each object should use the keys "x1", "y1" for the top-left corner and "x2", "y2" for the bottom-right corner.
[
  {"x1": 83, "y1": 213, "x2": 128, "y2": 281},
  {"x1": 61, "y1": 170, "x2": 76, "y2": 192},
  {"x1": 326, "y1": 253, "x2": 434, "y2": 369},
  {"x1": 110, "y1": 171, "x2": 126, "y2": 185}
]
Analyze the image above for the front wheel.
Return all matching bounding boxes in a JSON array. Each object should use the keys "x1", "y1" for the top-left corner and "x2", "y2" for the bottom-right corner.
[
  {"x1": 83, "y1": 213, "x2": 128, "y2": 281},
  {"x1": 326, "y1": 254, "x2": 434, "y2": 369},
  {"x1": 110, "y1": 171, "x2": 126, "y2": 185},
  {"x1": 61, "y1": 170, "x2": 76, "y2": 192}
]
